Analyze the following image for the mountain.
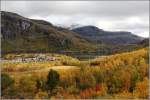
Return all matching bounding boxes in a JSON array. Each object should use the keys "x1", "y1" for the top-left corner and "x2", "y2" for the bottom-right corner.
[
  {"x1": 138, "y1": 38, "x2": 149, "y2": 47},
  {"x1": 1, "y1": 11, "x2": 147, "y2": 54},
  {"x1": 1, "y1": 11, "x2": 95, "y2": 53},
  {"x1": 72, "y1": 26, "x2": 144, "y2": 45}
]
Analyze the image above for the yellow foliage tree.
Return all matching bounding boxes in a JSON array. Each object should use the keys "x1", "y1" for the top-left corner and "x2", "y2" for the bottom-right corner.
[
  {"x1": 114, "y1": 90, "x2": 133, "y2": 99},
  {"x1": 133, "y1": 77, "x2": 149, "y2": 99},
  {"x1": 34, "y1": 90, "x2": 48, "y2": 99},
  {"x1": 96, "y1": 83, "x2": 108, "y2": 96}
]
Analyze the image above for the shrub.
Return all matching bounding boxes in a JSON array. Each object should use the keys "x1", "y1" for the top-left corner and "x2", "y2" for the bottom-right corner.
[
  {"x1": 76, "y1": 72, "x2": 96, "y2": 90},
  {"x1": 18, "y1": 76, "x2": 36, "y2": 98},
  {"x1": 46, "y1": 69, "x2": 60, "y2": 97},
  {"x1": 35, "y1": 90, "x2": 48, "y2": 99},
  {"x1": 1, "y1": 73, "x2": 14, "y2": 96}
]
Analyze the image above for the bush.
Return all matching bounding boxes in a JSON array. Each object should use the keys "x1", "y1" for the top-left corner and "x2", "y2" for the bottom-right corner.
[
  {"x1": 46, "y1": 69, "x2": 60, "y2": 97},
  {"x1": 18, "y1": 76, "x2": 36, "y2": 98},
  {"x1": 35, "y1": 90, "x2": 48, "y2": 99},
  {"x1": 1, "y1": 73, "x2": 14, "y2": 96},
  {"x1": 76, "y1": 71, "x2": 96, "y2": 90}
]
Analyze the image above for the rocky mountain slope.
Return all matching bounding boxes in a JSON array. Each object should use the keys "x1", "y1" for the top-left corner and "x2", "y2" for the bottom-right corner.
[
  {"x1": 1, "y1": 11, "x2": 148, "y2": 54},
  {"x1": 138, "y1": 38, "x2": 149, "y2": 47},
  {"x1": 72, "y1": 26, "x2": 143, "y2": 45},
  {"x1": 1, "y1": 11, "x2": 95, "y2": 53}
]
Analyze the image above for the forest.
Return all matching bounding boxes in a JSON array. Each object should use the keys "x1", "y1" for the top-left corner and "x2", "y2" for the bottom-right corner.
[{"x1": 1, "y1": 47, "x2": 149, "y2": 99}]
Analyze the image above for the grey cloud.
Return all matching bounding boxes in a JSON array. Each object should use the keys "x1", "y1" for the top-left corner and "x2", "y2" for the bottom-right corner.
[
  {"x1": 1, "y1": 1, "x2": 149, "y2": 18},
  {"x1": 1, "y1": 1, "x2": 149, "y2": 37}
]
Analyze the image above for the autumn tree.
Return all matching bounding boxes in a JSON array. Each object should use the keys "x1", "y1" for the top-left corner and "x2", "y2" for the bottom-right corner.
[
  {"x1": 96, "y1": 83, "x2": 108, "y2": 96},
  {"x1": 133, "y1": 77, "x2": 149, "y2": 99}
]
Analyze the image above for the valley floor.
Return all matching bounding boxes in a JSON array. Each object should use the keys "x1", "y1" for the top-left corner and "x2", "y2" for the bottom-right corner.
[{"x1": 1, "y1": 48, "x2": 149, "y2": 99}]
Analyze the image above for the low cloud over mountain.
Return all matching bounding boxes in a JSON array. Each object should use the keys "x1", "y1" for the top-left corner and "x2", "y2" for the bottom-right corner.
[{"x1": 1, "y1": 1, "x2": 149, "y2": 37}]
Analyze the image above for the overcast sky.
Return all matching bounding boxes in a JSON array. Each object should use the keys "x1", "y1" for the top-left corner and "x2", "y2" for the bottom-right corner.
[{"x1": 1, "y1": 1, "x2": 149, "y2": 37}]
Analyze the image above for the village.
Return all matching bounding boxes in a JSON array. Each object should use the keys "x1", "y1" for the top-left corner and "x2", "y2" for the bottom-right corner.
[{"x1": 1, "y1": 55, "x2": 59, "y2": 63}]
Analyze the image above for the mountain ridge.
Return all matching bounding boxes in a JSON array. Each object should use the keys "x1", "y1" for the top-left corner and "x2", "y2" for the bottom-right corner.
[
  {"x1": 1, "y1": 11, "x2": 147, "y2": 54},
  {"x1": 1, "y1": 11, "x2": 95, "y2": 53},
  {"x1": 72, "y1": 25, "x2": 143, "y2": 45}
]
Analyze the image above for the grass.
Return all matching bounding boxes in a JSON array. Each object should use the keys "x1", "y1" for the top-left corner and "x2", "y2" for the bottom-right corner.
[{"x1": 2, "y1": 53, "x2": 81, "y2": 73}]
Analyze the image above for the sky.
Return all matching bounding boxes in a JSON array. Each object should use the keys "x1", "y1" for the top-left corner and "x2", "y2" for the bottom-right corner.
[{"x1": 1, "y1": 1, "x2": 149, "y2": 37}]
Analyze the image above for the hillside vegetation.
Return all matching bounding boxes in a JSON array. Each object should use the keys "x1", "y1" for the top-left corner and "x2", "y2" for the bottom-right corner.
[
  {"x1": 1, "y1": 11, "x2": 148, "y2": 55},
  {"x1": 1, "y1": 11, "x2": 95, "y2": 53},
  {"x1": 1, "y1": 48, "x2": 149, "y2": 99}
]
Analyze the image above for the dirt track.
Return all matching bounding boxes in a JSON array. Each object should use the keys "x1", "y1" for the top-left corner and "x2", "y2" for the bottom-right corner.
[
  {"x1": 7, "y1": 66, "x2": 79, "y2": 74},
  {"x1": 34, "y1": 66, "x2": 78, "y2": 72}
]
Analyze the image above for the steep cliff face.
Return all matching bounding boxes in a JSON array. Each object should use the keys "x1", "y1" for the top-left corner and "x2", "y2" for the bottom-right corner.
[{"x1": 1, "y1": 11, "x2": 94, "y2": 53}]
